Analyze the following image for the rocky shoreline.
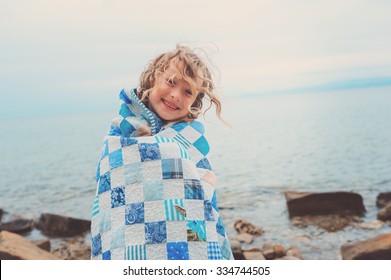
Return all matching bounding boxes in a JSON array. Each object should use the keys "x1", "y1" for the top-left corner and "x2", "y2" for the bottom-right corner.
[{"x1": 1, "y1": 191, "x2": 390, "y2": 260}]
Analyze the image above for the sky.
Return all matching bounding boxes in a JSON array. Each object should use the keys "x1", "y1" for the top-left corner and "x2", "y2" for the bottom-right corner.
[{"x1": 1, "y1": 0, "x2": 391, "y2": 118}]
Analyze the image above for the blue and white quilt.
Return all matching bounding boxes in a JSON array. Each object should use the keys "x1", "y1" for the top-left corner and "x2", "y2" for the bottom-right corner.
[{"x1": 91, "y1": 88, "x2": 233, "y2": 260}]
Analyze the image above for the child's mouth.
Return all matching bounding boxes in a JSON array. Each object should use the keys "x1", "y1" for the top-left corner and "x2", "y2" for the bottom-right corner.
[{"x1": 162, "y1": 99, "x2": 179, "y2": 110}]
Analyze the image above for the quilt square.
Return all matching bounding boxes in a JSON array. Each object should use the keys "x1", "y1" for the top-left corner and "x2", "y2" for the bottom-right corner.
[
  {"x1": 125, "y1": 202, "x2": 144, "y2": 225},
  {"x1": 162, "y1": 159, "x2": 183, "y2": 179},
  {"x1": 99, "y1": 157, "x2": 110, "y2": 176},
  {"x1": 163, "y1": 179, "x2": 185, "y2": 199},
  {"x1": 124, "y1": 183, "x2": 144, "y2": 204},
  {"x1": 221, "y1": 238, "x2": 232, "y2": 260},
  {"x1": 110, "y1": 206, "x2": 125, "y2": 230},
  {"x1": 184, "y1": 179, "x2": 204, "y2": 200},
  {"x1": 146, "y1": 243, "x2": 167, "y2": 260},
  {"x1": 167, "y1": 242, "x2": 189, "y2": 260},
  {"x1": 111, "y1": 248, "x2": 125, "y2": 260},
  {"x1": 201, "y1": 181, "x2": 215, "y2": 201},
  {"x1": 142, "y1": 160, "x2": 163, "y2": 181},
  {"x1": 124, "y1": 163, "x2": 143, "y2": 184},
  {"x1": 125, "y1": 245, "x2": 146, "y2": 260},
  {"x1": 120, "y1": 119, "x2": 136, "y2": 137},
  {"x1": 182, "y1": 160, "x2": 199, "y2": 180},
  {"x1": 186, "y1": 145, "x2": 204, "y2": 165},
  {"x1": 205, "y1": 221, "x2": 218, "y2": 242},
  {"x1": 101, "y1": 139, "x2": 109, "y2": 159},
  {"x1": 91, "y1": 233, "x2": 102, "y2": 257},
  {"x1": 98, "y1": 191, "x2": 111, "y2": 211},
  {"x1": 120, "y1": 137, "x2": 138, "y2": 147},
  {"x1": 189, "y1": 121, "x2": 205, "y2": 134},
  {"x1": 122, "y1": 145, "x2": 141, "y2": 164},
  {"x1": 102, "y1": 250, "x2": 111, "y2": 260},
  {"x1": 158, "y1": 142, "x2": 181, "y2": 159},
  {"x1": 110, "y1": 166, "x2": 125, "y2": 188},
  {"x1": 196, "y1": 157, "x2": 212, "y2": 171},
  {"x1": 111, "y1": 186, "x2": 125, "y2": 208},
  {"x1": 143, "y1": 180, "x2": 164, "y2": 201},
  {"x1": 107, "y1": 136, "x2": 121, "y2": 153},
  {"x1": 166, "y1": 221, "x2": 187, "y2": 242},
  {"x1": 173, "y1": 133, "x2": 192, "y2": 149},
  {"x1": 145, "y1": 221, "x2": 167, "y2": 244},
  {"x1": 216, "y1": 216, "x2": 226, "y2": 237},
  {"x1": 119, "y1": 103, "x2": 134, "y2": 118},
  {"x1": 164, "y1": 199, "x2": 186, "y2": 221},
  {"x1": 98, "y1": 172, "x2": 111, "y2": 194},
  {"x1": 207, "y1": 241, "x2": 222, "y2": 260},
  {"x1": 101, "y1": 231, "x2": 111, "y2": 253},
  {"x1": 184, "y1": 199, "x2": 204, "y2": 220},
  {"x1": 204, "y1": 200, "x2": 214, "y2": 221},
  {"x1": 178, "y1": 125, "x2": 203, "y2": 143},
  {"x1": 110, "y1": 225, "x2": 125, "y2": 249},
  {"x1": 98, "y1": 210, "x2": 111, "y2": 233},
  {"x1": 125, "y1": 223, "x2": 145, "y2": 245},
  {"x1": 170, "y1": 122, "x2": 188, "y2": 132},
  {"x1": 186, "y1": 220, "x2": 206, "y2": 242},
  {"x1": 138, "y1": 143, "x2": 161, "y2": 162},
  {"x1": 109, "y1": 149, "x2": 123, "y2": 170},
  {"x1": 192, "y1": 136, "x2": 210, "y2": 156},
  {"x1": 188, "y1": 241, "x2": 208, "y2": 260},
  {"x1": 144, "y1": 200, "x2": 166, "y2": 222}
]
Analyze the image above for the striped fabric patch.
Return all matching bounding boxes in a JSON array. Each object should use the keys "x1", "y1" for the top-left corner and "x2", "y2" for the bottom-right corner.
[
  {"x1": 155, "y1": 136, "x2": 174, "y2": 143},
  {"x1": 92, "y1": 195, "x2": 99, "y2": 217},
  {"x1": 173, "y1": 133, "x2": 192, "y2": 148},
  {"x1": 164, "y1": 199, "x2": 186, "y2": 221},
  {"x1": 126, "y1": 245, "x2": 146, "y2": 260}
]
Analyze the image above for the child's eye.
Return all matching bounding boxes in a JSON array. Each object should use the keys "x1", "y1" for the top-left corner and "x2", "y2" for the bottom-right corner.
[
  {"x1": 185, "y1": 90, "x2": 193, "y2": 96},
  {"x1": 166, "y1": 79, "x2": 175, "y2": 86}
]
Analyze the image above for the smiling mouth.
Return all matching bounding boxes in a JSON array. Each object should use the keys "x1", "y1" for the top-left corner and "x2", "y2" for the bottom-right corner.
[{"x1": 162, "y1": 99, "x2": 179, "y2": 110}]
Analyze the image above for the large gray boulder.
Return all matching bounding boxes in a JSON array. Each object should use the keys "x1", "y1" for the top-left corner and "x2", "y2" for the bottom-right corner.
[
  {"x1": 0, "y1": 231, "x2": 60, "y2": 260},
  {"x1": 341, "y1": 233, "x2": 391, "y2": 260},
  {"x1": 284, "y1": 191, "x2": 366, "y2": 217},
  {"x1": 35, "y1": 213, "x2": 91, "y2": 237}
]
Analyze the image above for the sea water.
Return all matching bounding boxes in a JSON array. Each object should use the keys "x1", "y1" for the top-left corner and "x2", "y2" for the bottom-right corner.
[{"x1": 0, "y1": 88, "x2": 390, "y2": 259}]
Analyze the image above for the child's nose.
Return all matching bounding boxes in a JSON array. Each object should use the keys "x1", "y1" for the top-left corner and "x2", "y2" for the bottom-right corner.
[{"x1": 170, "y1": 88, "x2": 181, "y2": 100}]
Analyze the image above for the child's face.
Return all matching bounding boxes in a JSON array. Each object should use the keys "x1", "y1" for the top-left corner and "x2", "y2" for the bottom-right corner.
[{"x1": 148, "y1": 64, "x2": 198, "y2": 122}]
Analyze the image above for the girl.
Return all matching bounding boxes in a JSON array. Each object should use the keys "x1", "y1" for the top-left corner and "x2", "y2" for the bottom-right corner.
[{"x1": 91, "y1": 45, "x2": 233, "y2": 260}]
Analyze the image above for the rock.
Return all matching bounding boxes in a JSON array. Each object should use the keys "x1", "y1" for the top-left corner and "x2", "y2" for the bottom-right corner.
[
  {"x1": 33, "y1": 239, "x2": 51, "y2": 252},
  {"x1": 274, "y1": 244, "x2": 286, "y2": 258},
  {"x1": 236, "y1": 233, "x2": 254, "y2": 244},
  {"x1": 284, "y1": 191, "x2": 366, "y2": 217},
  {"x1": 234, "y1": 219, "x2": 264, "y2": 235},
  {"x1": 341, "y1": 233, "x2": 391, "y2": 260},
  {"x1": 377, "y1": 202, "x2": 391, "y2": 221},
  {"x1": 376, "y1": 192, "x2": 391, "y2": 208},
  {"x1": 261, "y1": 243, "x2": 275, "y2": 260},
  {"x1": 35, "y1": 213, "x2": 91, "y2": 237},
  {"x1": 354, "y1": 220, "x2": 384, "y2": 230},
  {"x1": 230, "y1": 239, "x2": 245, "y2": 260},
  {"x1": 0, "y1": 231, "x2": 60, "y2": 260},
  {"x1": 0, "y1": 219, "x2": 34, "y2": 234},
  {"x1": 242, "y1": 248, "x2": 266, "y2": 260},
  {"x1": 0, "y1": 208, "x2": 3, "y2": 222},
  {"x1": 286, "y1": 247, "x2": 304, "y2": 260},
  {"x1": 275, "y1": 256, "x2": 302, "y2": 260},
  {"x1": 51, "y1": 235, "x2": 91, "y2": 260}
]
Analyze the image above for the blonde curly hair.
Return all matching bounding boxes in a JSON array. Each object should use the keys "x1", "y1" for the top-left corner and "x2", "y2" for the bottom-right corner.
[{"x1": 137, "y1": 45, "x2": 223, "y2": 123}]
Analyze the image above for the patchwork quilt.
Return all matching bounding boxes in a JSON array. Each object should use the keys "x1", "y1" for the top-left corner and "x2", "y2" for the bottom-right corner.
[{"x1": 91, "y1": 88, "x2": 233, "y2": 260}]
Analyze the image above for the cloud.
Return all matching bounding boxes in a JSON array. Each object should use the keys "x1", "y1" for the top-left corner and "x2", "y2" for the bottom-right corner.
[{"x1": 1, "y1": 0, "x2": 391, "y2": 118}]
